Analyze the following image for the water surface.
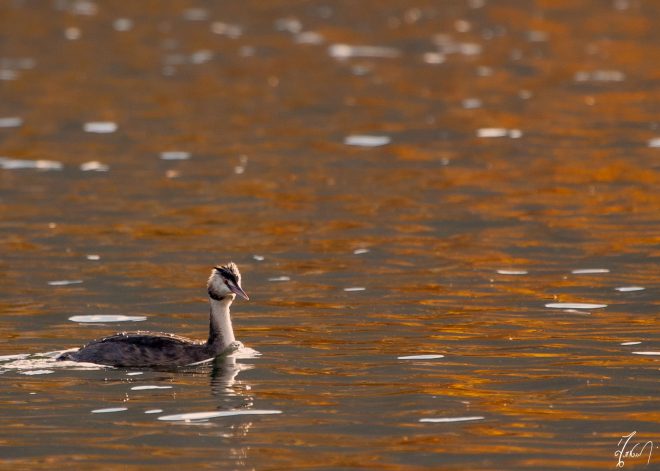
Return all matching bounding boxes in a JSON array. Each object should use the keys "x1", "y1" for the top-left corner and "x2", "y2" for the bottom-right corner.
[{"x1": 1, "y1": 1, "x2": 659, "y2": 469}]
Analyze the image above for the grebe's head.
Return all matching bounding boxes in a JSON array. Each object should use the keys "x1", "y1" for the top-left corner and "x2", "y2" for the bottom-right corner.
[{"x1": 208, "y1": 262, "x2": 249, "y2": 301}]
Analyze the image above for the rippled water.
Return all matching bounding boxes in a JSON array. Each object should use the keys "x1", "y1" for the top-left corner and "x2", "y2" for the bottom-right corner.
[{"x1": 1, "y1": 1, "x2": 659, "y2": 469}]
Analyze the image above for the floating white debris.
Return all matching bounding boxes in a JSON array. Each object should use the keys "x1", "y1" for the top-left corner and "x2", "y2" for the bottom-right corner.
[
  {"x1": 574, "y1": 70, "x2": 625, "y2": 82},
  {"x1": 615, "y1": 286, "x2": 645, "y2": 292},
  {"x1": 274, "y1": 17, "x2": 302, "y2": 34},
  {"x1": 545, "y1": 303, "x2": 607, "y2": 309},
  {"x1": 353, "y1": 248, "x2": 370, "y2": 255},
  {"x1": 462, "y1": 98, "x2": 482, "y2": 109},
  {"x1": 632, "y1": 351, "x2": 660, "y2": 356},
  {"x1": 86, "y1": 254, "x2": 101, "y2": 261},
  {"x1": 423, "y1": 52, "x2": 445, "y2": 64},
  {"x1": 64, "y1": 27, "x2": 81, "y2": 40},
  {"x1": 130, "y1": 385, "x2": 173, "y2": 391},
  {"x1": 20, "y1": 369, "x2": 54, "y2": 375},
  {"x1": 620, "y1": 341, "x2": 641, "y2": 346},
  {"x1": 83, "y1": 121, "x2": 118, "y2": 133},
  {"x1": 344, "y1": 135, "x2": 391, "y2": 147},
  {"x1": 268, "y1": 276, "x2": 290, "y2": 282},
  {"x1": 253, "y1": 255, "x2": 265, "y2": 261},
  {"x1": 648, "y1": 138, "x2": 660, "y2": 148},
  {"x1": 80, "y1": 161, "x2": 109, "y2": 172},
  {"x1": 0, "y1": 69, "x2": 19, "y2": 80},
  {"x1": 496, "y1": 269, "x2": 528, "y2": 275},
  {"x1": 158, "y1": 409, "x2": 282, "y2": 421},
  {"x1": 420, "y1": 416, "x2": 484, "y2": 423},
  {"x1": 210, "y1": 22, "x2": 243, "y2": 38},
  {"x1": 0, "y1": 157, "x2": 63, "y2": 170},
  {"x1": 295, "y1": 31, "x2": 324, "y2": 45},
  {"x1": 571, "y1": 268, "x2": 610, "y2": 274},
  {"x1": 69, "y1": 315, "x2": 147, "y2": 323},
  {"x1": 328, "y1": 44, "x2": 401, "y2": 59},
  {"x1": 113, "y1": 18, "x2": 133, "y2": 32},
  {"x1": 182, "y1": 8, "x2": 208, "y2": 21},
  {"x1": 344, "y1": 287, "x2": 366, "y2": 292},
  {"x1": 48, "y1": 280, "x2": 83, "y2": 286},
  {"x1": 145, "y1": 409, "x2": 163, "y2": 414},
  {"x1": 398, "y1": 354, "x2": 445, "y2": 360},
  {"x1": 0, "y1": 354, "x2": 29, "y2": 361},
  {"x1": 92, "y1": 407, "x2": 128, "y2": 414},
  {"x1": 160, "y1": 151, "x2": 190, "y2": 160},
  {"x1": 190, "y1": 50, "x2": 213, "y2": 64},
  {"x1": 126, "y1": 372, "x2": 143, "y2": 376},
  {"x1": 526, "y1": 30, "x2": 549, "y2": 42},
  {"x1": 0, "y1": 117, "x2": 22, "y2": 128},
  {"x1": 476, "y1": 128, "x2": 522, "y2": 138}
]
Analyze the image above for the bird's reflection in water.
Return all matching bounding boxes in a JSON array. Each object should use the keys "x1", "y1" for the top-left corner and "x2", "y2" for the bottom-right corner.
[{"x1": 209, "y1": 353, "x2": 255, "y2": 397}]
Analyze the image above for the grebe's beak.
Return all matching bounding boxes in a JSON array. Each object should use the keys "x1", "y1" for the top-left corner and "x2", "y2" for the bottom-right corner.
[{"x1": 229, "y1": 283, "x2": 249, "y2": 300}]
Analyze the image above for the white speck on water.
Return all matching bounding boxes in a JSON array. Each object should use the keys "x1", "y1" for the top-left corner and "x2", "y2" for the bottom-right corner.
[
  {"x1": 80, "y1": 161, "x2": 109, "y2": 172},
  {"x1": 420, "y1": 416, "x2": 484, "y2": 423},
  {"x1": 48, "y1": 280, "x2": 83, "y2": 286},
  {"x1": 0, "y1": 69, "x2": 18, "y2": 80},
  {"x1": 158, "y1": 409, "x2": 282, "y2": 422},
  {"x1": 295, "y1": 31, "x2": 324, "y2": 45},
  {"x1": 113, "y1": 18, "x2": 133, "y2": 32},
  {"x1": 526, "y1": 30, "x2": 549, "y2": 42},
  {"x1": 571, "y1": 268, "x2": 610, "y2": 274},
  {"x1": 145, "y1": 409, "x2": 163, "y2": 414},
  {"x1": 496, "y1": 269, "x2": 528, "y2": 275},
  {"x1": 477, "y1": 128, "x2": 522, "y2": 138},
  {"x1": 615, "y1": 286, "x2": 645, "y2": 292},
  {"x1": 182, "y1": 8, "x2": 208, "y2": 21},
  {"x1": 69, "y1": 0, "x2": 97, "y2": 16},
  {"x1": 574, "y1": 70, "x2": 625, "y2": 82},
  {"x1": 21, "y1": 369, "x2": 54, "y2": 375},
  {"x1": 210, "y1": 22, "x2": 243, "y2": 38},
  {"x1": 69, "y1": 315, "x2": 147, "y2": 323},
  {"x1": 0, "y1": 157, "x2": 63, "y2": 170},
  {"x1": 423, "y1": 52, "x2": 445, "y2": 64},
  {"x1": 328, "y1": 44, "x2": 401, "y2": 59},
  {"x1": 253, "y1": 255, "x2": 265, "y2": 261},
  {"x1": 160, "y1": 151, "x2": 190, "y2": 160},
  {"x1": 92, "y1": 407, "x2": 128, "y2": 414},
  {"x1": 353, "y1": 248, "x2": 370, "y2": 255},
  {"x1": 64, "y1": 27, "x2": 82, "y2": 40},
  {"x1": 130, "y1": 385, "x2": 173, "y2": 391},
  {"x1": 190, "y1": 49, "x2": 213, "y2": 64},
  {"x1": 545, "y1": 303, "x2": 607, "y2": 309},
  {"x1": 398, "y1": 354, "x2": 445, "y2": 360},
  {"x1": 344, "y1": 287, "x2": 366, "y2": 292},
  {"x1": 274, "y1": 17, "x2": 303, "y2": 34},
  {"x1": 647, "y1": 138, "x2": 660, "y2": 148},
  {"x1": 632, "y1": 351, "x2": 660, "y2": 356},
  {"x1": 344, "y1": 135, "x2": 391, "y2": 147},
  {"x1": 268, "y1": 276, "x2": 290, "y2": 282},
  {"x1": 0, "y1": 354, "x2": 29, "y2": 361},
  {"x1": 0, "y1": 117, "x2": 23, "y2": 128},
  {"x1": 126, "y1": 372, "x2": 143, "y2": 376},
  {"x1": 86, "y1": 254, "x2": 101, "y2": 261},
  {"x1": 621, "y1": 341, "x2": 641, "y2": 346},
  {"x1": 462, "y1": 98, "x2": 482, "y2": 109},
  {"x1": 83, "y1": 121, "x2": 117, "y2": 133}
]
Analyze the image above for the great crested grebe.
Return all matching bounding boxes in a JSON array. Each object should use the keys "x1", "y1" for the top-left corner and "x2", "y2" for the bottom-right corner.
[{"x1": 57, "y1": 263, "x2": 248, "y2": 367}]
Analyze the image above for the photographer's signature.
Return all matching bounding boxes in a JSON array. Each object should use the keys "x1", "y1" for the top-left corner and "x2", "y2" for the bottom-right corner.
[{"x1": 615, "y1": 431, "x2": 653, "y2": 468}]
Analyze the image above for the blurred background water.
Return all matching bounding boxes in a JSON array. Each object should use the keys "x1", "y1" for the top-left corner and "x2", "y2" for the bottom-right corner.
[{"x1": 1, "y1": 0, "x2": 659, "y2": 469}]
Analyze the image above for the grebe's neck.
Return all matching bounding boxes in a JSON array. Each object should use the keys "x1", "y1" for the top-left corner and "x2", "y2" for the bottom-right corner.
[{"x1": 206, "y1": 295, "x2": 235, "y2": 353}]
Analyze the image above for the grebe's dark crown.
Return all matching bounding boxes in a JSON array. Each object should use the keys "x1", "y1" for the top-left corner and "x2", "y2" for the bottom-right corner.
[{"x1": 214, "y1": 262, "x2": 241, "y2": 284}]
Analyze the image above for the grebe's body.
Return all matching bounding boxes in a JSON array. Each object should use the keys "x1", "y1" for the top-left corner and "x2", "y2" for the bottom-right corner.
[{"x1": 57, "y1": 263, "x2": 248, "y2": 367}]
